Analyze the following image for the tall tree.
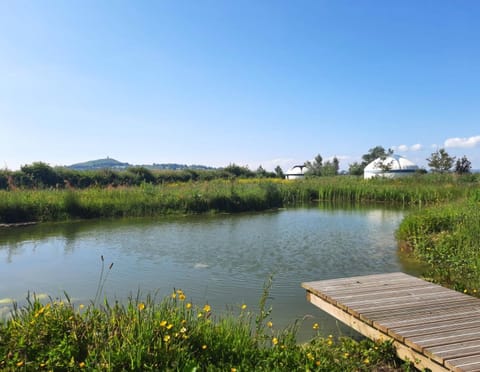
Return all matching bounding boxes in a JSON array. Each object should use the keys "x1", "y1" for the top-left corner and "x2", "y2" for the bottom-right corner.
[
  {"x1": 305, "y1": 154, "x2": 323, "y2": 176},
  {"x1": 427, "y1": 148, "x2": 455, "y2": 173},
  {"x1": 455, "y1": 155, "x2": 472, "y2": 175},
  {"x1": 348, "y1": 162, "x2": 363, "y2": 176},
  {"x1": 361, "y1": 146, "x2": 393, "y2": 168},
  {"x1": 322, "y1": 157, "x2": 340, "y2": 176},
  {"x1": 255, "y1": 165, "x2": 268, "y2": 178},
  {"x1": 349, "y1": 146, "x2": 394, "y2": 175},
  {"x1": 274, "y1": 165, "x2": 285, "y2": 179}
]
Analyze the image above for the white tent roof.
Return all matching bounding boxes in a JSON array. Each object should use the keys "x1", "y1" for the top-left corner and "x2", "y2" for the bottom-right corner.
[
  {"x1": 285, "y1": 165, "x2": 307, "y2": 175},
  {"x1": 364, "y1": 155, "x2": 418, "y2": 179},
  {"x1": 364, "y1": 155, "x2": 418, "y2": 171}
]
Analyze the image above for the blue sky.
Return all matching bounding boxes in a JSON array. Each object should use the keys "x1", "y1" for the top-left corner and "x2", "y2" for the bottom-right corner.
[{"x1": 1, "y1": 1, "x2": 479, "y2": 171}]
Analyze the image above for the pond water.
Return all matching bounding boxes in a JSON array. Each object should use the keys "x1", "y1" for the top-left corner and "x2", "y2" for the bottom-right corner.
[{"x1": 0, "y1": 205, "x2": 424, "y2": 340}]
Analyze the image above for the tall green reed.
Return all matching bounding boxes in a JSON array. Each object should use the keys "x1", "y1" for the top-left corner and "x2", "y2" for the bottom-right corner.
[
  {"x1": 1, "y1": 175, "x2": 478, "y2": 223},
  {"x1": 397, "y1": 196, "x2": 480, "y2": 291}
]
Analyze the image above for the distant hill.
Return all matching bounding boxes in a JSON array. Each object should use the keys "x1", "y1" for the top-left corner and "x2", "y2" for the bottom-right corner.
[
  {"x1": 68, "y1": 158, "x2": 130, "y2": 171},
  {"x1": 145, "y1": 163, "x2": 215, "y2": 171},
  {"x1": 68, "y1": 158, "x2": 215, "y2": 171}
]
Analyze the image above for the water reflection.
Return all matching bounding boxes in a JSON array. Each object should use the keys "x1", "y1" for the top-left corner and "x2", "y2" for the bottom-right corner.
[{"x1": 0, "y1": 206, "x2": 425, "y2": 340}]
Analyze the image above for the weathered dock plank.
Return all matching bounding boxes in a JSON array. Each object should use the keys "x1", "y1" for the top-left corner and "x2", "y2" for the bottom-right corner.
[{"x1": 302, "y1": 272, "x2": 480, "y2": 372}]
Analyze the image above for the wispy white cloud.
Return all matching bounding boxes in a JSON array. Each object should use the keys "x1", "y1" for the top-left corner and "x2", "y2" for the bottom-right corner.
[
  {"x1": 410, "y1": 143, "x2": 423, "y2": 151},
  {"x1": 395, "y1": 145, "x2": 409, "y2": 152},
  {"x1": 444, "y1": 135, "x2": 480, "y2": 149},
  {"x1": 392, "y1": 144, "x2": 423, "y2": 152}
]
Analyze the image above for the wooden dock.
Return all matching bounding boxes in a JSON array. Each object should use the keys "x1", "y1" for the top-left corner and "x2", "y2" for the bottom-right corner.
[{"x1": 302, "y1": 272, "x2": 480, "y2": 372}]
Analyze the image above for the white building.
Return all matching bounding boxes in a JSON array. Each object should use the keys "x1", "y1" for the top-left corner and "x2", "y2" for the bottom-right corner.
[
  {"x1": 285, "y1": 165, "x2": 308, "y2": 180},
  {"x1": 364, "y1": 155, "x2": 418, "y2": 179}
]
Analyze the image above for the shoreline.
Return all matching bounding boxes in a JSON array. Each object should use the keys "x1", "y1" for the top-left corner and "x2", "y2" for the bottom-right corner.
[{"x1": 0, "y1": 221, "x2": 37, "y2": 228}]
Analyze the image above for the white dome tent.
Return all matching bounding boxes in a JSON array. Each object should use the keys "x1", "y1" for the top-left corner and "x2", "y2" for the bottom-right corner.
[
  {"x1": 364, "y1": 154, "x2": 418, "y2": 179},
  {"x1": 285, "y1": 165, "x2": 308, "y2": 180}
]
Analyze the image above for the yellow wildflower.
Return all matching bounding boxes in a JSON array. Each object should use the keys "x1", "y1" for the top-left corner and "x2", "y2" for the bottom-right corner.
[
  {"x1": 344, "y1": 352, "x2": 349, "y2": 358},
  {"x1": 137, "y1": 303, "x2": 145, "y2": 311},
  {"x1": 186, "y1": 302, "x2": 192, "y2": 309},
  {"x1": 166, "y1": 323, "x2": 173, "y2": 330},
  {"x1": 267, "y1": 321, "x2": 273, "y2": 328},
  {"x1": 35, "y1": 306, "x2": 45, "y2": 318},
  {"x1": 203, "y1": 304, "x2": 211, "y2": 312},
  {"x1": 315, "y1": 360, "x2": 321, "y2": 366},
  {"x1": 241, "y1": 304, "x2": 247, "y2": 310},
  {"x1": 180, "y1": 327, "x2": 187, "y2": 333},
  {"x1": 179, "y1": 293, "x2": 186, "y2": 301},
  {"x1": 272, "y1": 337, "x2": 278, "y2": 345},
  {"x1": 79, "y1": 361, "x2": 86, "y2": 368},
  {"x1": 231, "y1": 368, "x2": 237, "y2": 372},
  {"x1": 159, "y1": 320, "x2": 167, "y2": 327},
  {"x1": 364, "y1": 358, "x2": 370, "y2": 364},
  {"x1": 163, "y1": 335, "x2": 171, "y2": 342},
  {"x1": 197, "y1": 313, "x2": 203, "y2": 318},
  {"x1": 79, "y1": 304, "x2": 85, "y2": 309},
  {"x1": 312, "y1": 323, "x2": 319, "y2": 330},
  {"x1": 307, "y1": 352, "x2": 314, "y2": 360},
  {"x1": 171, "y1": 292, "x2": 177, "y2": 299},
  {"x1": 16, "y1": 361, "x2": 24, "y2": 367},
  {"x1": 202, "y1": 344, "x2": 207, "y2": 350}
]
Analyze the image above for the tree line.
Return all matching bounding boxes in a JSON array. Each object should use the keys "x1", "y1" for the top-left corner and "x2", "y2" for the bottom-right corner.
[
  {"x1": 0, "y1": 163, "x2": 285, "y2": 190},
  {"x1": 308, "y1": 146, "x2": 472, "y2": 176},
  {"x1": 1, "y1": 146, "x2": 473, "y2": 190}
]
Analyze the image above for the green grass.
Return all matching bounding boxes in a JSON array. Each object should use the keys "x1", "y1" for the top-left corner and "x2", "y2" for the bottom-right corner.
[
  {"x1": 1, "y1": 174, "x2": 478, "y2": 224},
  {"x1": 396, "y1": 194, "x2": 480, "y2": 292},
  {"x1": 0, "y1": 292, "x2": 400, "y2": 371},
  {"x1": 0, "y1": 181, "x2": 284, "y2": 223}
]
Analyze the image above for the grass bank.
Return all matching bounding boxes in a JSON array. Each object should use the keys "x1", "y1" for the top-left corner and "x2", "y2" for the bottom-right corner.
[
  {"x1": 0, "y1": 290, "x2": 399, "y2": 371},
  {"x1": 0, "y1": 181, "x2": 282, "y2": 223},
  {"x1": 1, "y1": 174, "x2": 478, "y2": 224},
  {"x1": 396, "y1": 189, "x2": 480, "y2": 292}
]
